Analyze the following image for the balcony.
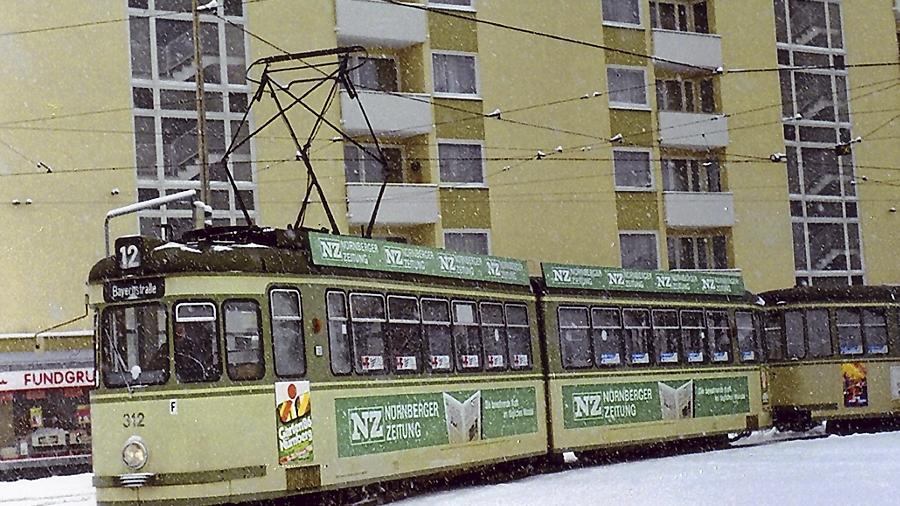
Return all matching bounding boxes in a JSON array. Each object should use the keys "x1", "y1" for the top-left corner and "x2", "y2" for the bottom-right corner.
[
  {"x1": 335, "y1": 0, "x2": 427, "y2": 48},
  {"x1": 346, "y1": 183, "x2": 440, "y2": 226},
  {"x1": 657, "y1": 111, "x2": 728, "y2": 149},
  {"x1": 664, "y1": 191, "x2": 735, "y2": 228},
  {"x1": 340, "y1": 90, "x2": 433, "y2": 138},
  {"x1": 652, "y1": 29, "x2": 723, "y2": 72}
]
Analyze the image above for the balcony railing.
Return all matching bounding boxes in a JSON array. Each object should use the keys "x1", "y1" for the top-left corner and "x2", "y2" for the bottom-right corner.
[
  {"x1": 335, "y1": 0, "x2": 427, "y2": 48},
  {"x1": 340, "y1": 90, "x2": 433, "y2": 138},
  {"x1": 657, "y1": 111, "x2": 728, "y2": 149},
  {"x1": 664, "y1": 191, "x2": 735, "y2": 228},
  {"x1": 652, "y1": 29, "x2": 723, "y2": 72},
  {"x1": 346, "y1": 183, "x2": 440, "y2": 225}
]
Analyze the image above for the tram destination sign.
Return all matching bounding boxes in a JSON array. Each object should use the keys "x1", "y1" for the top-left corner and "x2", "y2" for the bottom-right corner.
[
  {"x1": 104, "y1": 277, "x2": 165, "y2": 303},
  {"x1": 309, "y1": 232, "x2": 530, "y2": 286},
  {"x1": 542, "y1": 263, "x2": 745, "y2": 296}
]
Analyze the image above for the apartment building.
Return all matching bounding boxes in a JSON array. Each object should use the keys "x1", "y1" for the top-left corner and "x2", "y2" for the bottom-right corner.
[{"x1": 0, "y1": 0, "x2": 898, "y2": 344}]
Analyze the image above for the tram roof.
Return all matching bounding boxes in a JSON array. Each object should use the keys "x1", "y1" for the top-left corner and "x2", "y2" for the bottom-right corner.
[{"x1": 759, "y1": 285, "x2": 900, "y2": 305}]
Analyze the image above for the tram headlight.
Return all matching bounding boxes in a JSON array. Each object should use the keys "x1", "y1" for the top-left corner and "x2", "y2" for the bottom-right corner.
[{"x1": 122, "y1": 436, "x2": 149, "y2": 470}]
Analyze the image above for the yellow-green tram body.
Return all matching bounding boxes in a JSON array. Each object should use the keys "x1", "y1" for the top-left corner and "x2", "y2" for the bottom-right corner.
[
  {"x1": 537, "y1": 264, "x2": 771, "y2": 454},
  {"x1": 760, "y1": 286, "x2": 900, "y2": 429},
  {"x1": 89, "y1": 229, "x2": 546, "y2": 506}
]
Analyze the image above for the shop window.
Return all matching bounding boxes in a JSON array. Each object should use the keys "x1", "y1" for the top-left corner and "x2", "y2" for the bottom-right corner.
[
  {"x1": 765, "y1": 312, "x2": 785, "y2": 360},
  {"x1": 506, "y1": 304, "x2": 533, "y2": 369},
  {"x1": 481, "y1": 302, "x2": 508, "y2": 370},
  {"x1": 174, "y1": 302, "x2": 222, "y2": 383},
  {"x1": 422, "y1": 298, "x2": 453, "y2": 372},
  {"x1": 707, "y1": 310, "x2": 731, "y2": 362},
  {"x1": 350, "y1": 293, "x2": 387, "y2": 374},
  {"x1": 4, "y1": 389, "x2": 92, "y2": 461},
  {"x1": 602, "y1": 0, "x2": 641, "y2": 25},
  {"x1": 735, "y1": 311, "x2": 759, "y2": 362},
  {"x1": 862, "y1": 308, "x2": 888, "y2": 354},
  {"x1": 836, "y1": 308, "x2": 862, "y2": 355},
  {"x1": 387, "y1": 295, "x2": 422, "y2": 373},
  {"x1": 438, "y1": 142, "x2": 484, "y2": 184},
  {"x1": 433, "y1": 52, "x2": 478, "y2": 96},
  {"x1": 223, "y1": 300, "x2": 264, "y2": 381},
  {"x1": 559, "y1": 306, "x2": 591, "y2": 369},
  {"x1": 101, "y1": 303, "x2": 169, "y2": 388},
  {"x1": 592, "y1": 307, "x2": 624, "y2": 366},
  {"x1": 327, "y1": 291, "x2": 352, "y2": 375},
  {"x1": 653, "y1": 309, "x2": 680, "y2": 364},
  {"x1": 681, "y1": 310, "x2": 705, "y2": 363},
  {"x1": 453, "y1": 301, "x2": 483, "y2": 370},
  {"x1": 270, "y1": 289, "x2": 305, "y2": 378},
  {"x1": 784, "y1": 310, "x2": 805, "y2": 359},
  {"x1": 607, "y1": 67, "x2": 648, "y2": 108},
  {"x1": 624, "y1": 308, "x2": 652, "y2": 364}
]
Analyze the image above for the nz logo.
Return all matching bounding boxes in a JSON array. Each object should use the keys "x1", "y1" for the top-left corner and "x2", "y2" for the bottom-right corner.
[
  {"x1": 439, "y1": 255, "x2": 456, "y2": 272},
  {"x1": 552, "y1": 269, "x2": 571, "y2": 283},
  {"x1": 572, "y1": 393, "x2": 603, "y2": 420},
  {"x1": 321, "y1": 240, "x2": 343, "y2": 260},
  {"x1": 701, "y1": 278, "x2": 717, "y2": 291},
  {"x1": 486, "y1": 260, "x2": 501, "y2": 277},
  {"x1": 385, "y1": 248, "x2": 404, "y2": 266},
  {"x1": 656, "y1": 276, "x2": 673, "y2": 289},
  {"x1": 607, "y1": 272, "x2": 625, "y2": 286},
  {"x1": 349, "y1": 408, "x2": 385, "y2": 444}
]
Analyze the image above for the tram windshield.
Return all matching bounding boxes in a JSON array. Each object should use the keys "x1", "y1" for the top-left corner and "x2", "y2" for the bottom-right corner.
[{"x1": 101, "y1": 303, "x2": 169, "y2": 388}]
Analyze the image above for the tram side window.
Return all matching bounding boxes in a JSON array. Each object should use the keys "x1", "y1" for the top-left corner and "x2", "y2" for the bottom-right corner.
[
  {"x1": 350, "y1": 293, "x2": 387, "y2": 374},
  {"x1": 806, "y1": 309, "x2": 832, "y2": 358},
  {"x1": 559, "y1": 306, "x2": 591, "y2": 369},
  {"x1": 652, "y1": 309, "x2": 680, "y2": 364},
  {"x1": 174, "y1": 302, "x2": 222, "y2": 383},
  {"x1": 862, "y1": 308, "x2": 888, "y2": 354},
  {"x1": 101, "y1": 303, "x2": 168, "y2": 388},
  {"x1": 223, "y1": 300, "x2": 264, "y2": 381},
  {"x1": 327, "y1": 291, "x2": 352, "y2": 375},
  {"x1": 681, "y1": 310, "x2": 705, "y2": 363},
  {"x1": 764, "y1": 312, "x2": 785, "y2": 360},
  {"x1": 836, "y1": 309, "x2": 863, "y2": 355},
  {"x1": 592, "y1": 307, "x2": 624, "y2": 366},
  {"x1": 271, "y1": 289, "x2": 305, "y2": 377},
  {"x1": 506, "y1": 304, "x2": 533, "y2": 370},
  {"x1": 387, "y1": 295, "x2": 422, "y2": 373},
  {"x1": 707, "y1": 310, "x2": 731, "y2": 363},
  {"x1": 623, "y1": 308, "x2": 651, "y2": 365},
  {"x1": 735, "y1": 311, "x2": 759, "y2": 362},
  {"x1": 481, "y1": 302, "x2": 508, "y2": 370},
  {"x1": 422, "y1": 298, "x2": 453, "y2": 372},
  {"x1": 453, "y1": 301, "x2": 482, "y2": 370},
  {"x1": 784, "y1": 310, "x2": 805, "y2": 359}
]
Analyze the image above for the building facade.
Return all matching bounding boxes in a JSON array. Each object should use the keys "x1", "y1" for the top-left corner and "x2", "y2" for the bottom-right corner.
[{"x1": 0, "y1": 0, "x2": 898, "y2": 399}]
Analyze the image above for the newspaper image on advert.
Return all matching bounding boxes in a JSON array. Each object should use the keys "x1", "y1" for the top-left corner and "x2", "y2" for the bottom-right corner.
[{"x1": 275, "y1": 381, "x2": 313, "y2": 465}]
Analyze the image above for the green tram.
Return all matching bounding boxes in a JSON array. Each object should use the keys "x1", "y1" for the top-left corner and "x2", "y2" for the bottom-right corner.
[
  {"x1": 88, "y1": 228, "x2": 547, "y2": 506},
  {"x1": 536, "y1": 263, "x2": 771, "y2": 454},
  {"x1": 760, "y1": 286, "x2": 900, "y2": 431}
]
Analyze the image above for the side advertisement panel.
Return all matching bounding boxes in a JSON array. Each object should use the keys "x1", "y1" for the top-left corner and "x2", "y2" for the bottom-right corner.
[
  {"x1": 562, "y1": 377, "x2": 750, "y2": 429},
  {"x1": 275, "y1": 381, "x2": 314, "y2": 465},
  {"x1": 335, "y1": 387, "x2": 538, "y2": 458}
]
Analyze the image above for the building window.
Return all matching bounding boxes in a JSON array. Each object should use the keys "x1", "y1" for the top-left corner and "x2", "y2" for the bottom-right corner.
[
  {"x1": 649, "y1": 1, "x2": 709, "y2": 33},
  {"x1": 667, "y1": 234, "x2": 728, "y2": 270},
  {"x1": 344, "y1": 144, "x2": 404, "y2": 183},
  {"x1": 128, "y1": 2, "x2": 255, "y2": 239},
  {"x1": 429, "y1": 0, "x2": 474, "y2": 8},
  {"x1": 661, "y1": 158, "x2": 722, "y2": 192},
  {"x1": 620, "y1": 232, "x2": 659, "y2": 269},
  {"x1": 444, "y1": 230, "x2": 490, "y2": 255},
  {"x1": 602, "y1": 0, "x2": 641, "y2": 26},
  {"x1": 349, "y1": 56, "x2": 399, "y2": 92},
  {"x1": 432, "y1": 53, "x2": 478, "y2": 96},
  {"x1": 656, "y1": 78, "x2": 717, "y2": 113},
  {"x1": 438, "y1": 142, "x2": 484, "y2": 184},
  {"x1": 613, "y1": 149, "x2": 653, "y2": 189},
  {"x1": 607, "y1": 66, "x2": 648, "y2": 108}
]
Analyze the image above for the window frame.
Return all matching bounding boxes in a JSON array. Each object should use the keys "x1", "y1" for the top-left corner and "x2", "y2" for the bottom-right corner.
[
  {"x1": 421, "y1": 297, "x2": 454, "y2": 373},
  {"x1": 558, "y1": 305, "x2": 593, "y2": 370},
  {"x1": 706, "y1": 309, "x2": 732, "y2": 363},
  {"x1": 222, "y1": 298, "x2": 265, "y2": 381},
  {"x1": 349, "y1": 292, "x2": 388, "y2": 375},
  {"x1": 592, "y1": 306, "x2": 625, "y2": 367},
  {"x1": 428, "y1": 0, "x2": 475, "y2": 12},
  {"x1": 451, "y1": 299, "x2": 483, "y2": 371},
  {"x1": 432, "y1": 50, "x2": 480, "y2": 99},
  {"x1": 680, "y1": 309, "x2": 706, "y2": 364},
  {"x1": 613, "y1": 147, "x2": 654, "y2": 191},
  {"x1": 269, "y1": 287, "x2": 306, "y2": 378},
  {"x1": 326, "y1": 290, "x2": 352, "y2": 376},
  {"x1": 348, "y1": 54, "x2": 400, "y2": 93},
  {"x1": 619, "y1": 231, "x2": 661, "y2": 270},
  {"x1": 437, "y1": 139, "x2": 486, "y2": 187},
  {"x1": 606, "y1": 65, "x2": 650, "y2": 110},
  {"x1": 623, "y1": 307, "x2": 652, "y2": 365},
  {"x1": 480, "y1": 301, "x2": 509, "y2": 371},
  {"x1": 386, "y1": 294, "x2": 423, "y2": 374},
  {"x1": 652, "y1": 308, "x2": 681, "y2": 365},
  {"x1": 735, "y1": 310, "x2": 760, "y2": 362},
  {"x1": 100, "y1": 302, "x2": 170, "y2": 388},
  {"x1": 505, "y1": 303, "x2": 533, "y2": 370},
  {"x1": 173, "y1": 300, "x2": 222, "y2": 384},
  {"x1": 443, "y1": 228, "x2": 491, "y2": 255},
  {"x1": 601, "y1": 0, "x2": 643, "y2": 28}
]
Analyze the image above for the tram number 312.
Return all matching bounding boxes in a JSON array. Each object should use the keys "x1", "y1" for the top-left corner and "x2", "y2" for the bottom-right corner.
[{"x1": 123, "y1": 412, "x2": 146, "y2": 428}]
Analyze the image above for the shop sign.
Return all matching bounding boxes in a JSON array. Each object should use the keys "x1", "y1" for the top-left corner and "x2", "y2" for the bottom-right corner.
[
  {"x1": 334, "y1": 387, "x2": 538, "y2": 458},
  {"x1": 0, "y1": 368, "x2": 95, "y2": 392},
  {"x1": 542, "y1": 263, "x2": 745, "y2": 296},
  {"x1": 309, "y1": 232, "x2": 530, "y2": 286},
  {"x1": 275, "y1": 381, "x2": 313, "y2": 465},
  {"x1": 562, "y1": 376, "x2": 750, "y2": 429},
  {"x1": 104, "y1": 277, "x2": 165, "y2": 303}
]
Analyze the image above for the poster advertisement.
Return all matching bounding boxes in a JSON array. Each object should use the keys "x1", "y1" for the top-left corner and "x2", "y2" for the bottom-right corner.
[
  {"x1": 891, "y1": 366, "x2": 900, "y2": 401},
  {"x1": 334, "y1": 387, "x2": 538, "y2": 458},
  {"x1": 275, "y1": 381, "x2": 313, "y2": 465},
  {"x1": 29, "y1": 406, "x2": 43, "y2": 428},
  {"x1": 842, "y1": 362, "x2": 869, "y2": 408}
]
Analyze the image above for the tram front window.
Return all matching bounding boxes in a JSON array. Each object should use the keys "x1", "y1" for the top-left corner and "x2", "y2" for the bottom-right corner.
[
  {"x1": 101, "y1": 303, "x2": 168, "y2": 388},
  {"x1": 174, "y1": 302, "x2": 222, "y2": 383}
]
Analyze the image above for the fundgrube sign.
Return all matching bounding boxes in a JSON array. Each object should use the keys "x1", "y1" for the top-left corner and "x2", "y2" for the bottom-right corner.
[
  {"x1": 309, "y1": 232, "x2": 530, "y2": 286},
  {"x1": 0, "y1": 368, "x2": 95, "y2": 392},
  {"x1": 542, "y1": 263, "x2": 746, "y2": 296}
]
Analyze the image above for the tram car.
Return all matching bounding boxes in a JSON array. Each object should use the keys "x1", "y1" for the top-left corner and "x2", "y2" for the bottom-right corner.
[
  {"x1": 760, "y1": 286, "x2": 900, "y2": 431},
  {"x1": 536, "y1": 263, "x2": 771, "y2": 454},
  {"x1": 88, "y1": 227, "x2": 547, "y2": 505}
]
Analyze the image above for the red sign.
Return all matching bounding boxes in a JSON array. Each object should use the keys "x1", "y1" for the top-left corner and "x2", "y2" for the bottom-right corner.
[{"x1": 0, "y1": 368, "x2": 95, "y2": 392}]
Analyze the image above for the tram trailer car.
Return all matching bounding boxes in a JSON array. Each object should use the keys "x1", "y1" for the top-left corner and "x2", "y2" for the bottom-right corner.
[
  {"x1": 537, "y1": 263, "x2": 772, "y2": 456},
  {"x1": 88, "y1": 228, "x2": 548, "y2": 506},
  {"x1": 760, "y1": 286, "x2": 900, "y2": 431}
]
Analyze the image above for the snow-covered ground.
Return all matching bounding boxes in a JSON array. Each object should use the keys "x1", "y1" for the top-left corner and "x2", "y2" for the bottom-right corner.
[{"x1": 3, "y1": 431, "x2": 900, "y2": 506}]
